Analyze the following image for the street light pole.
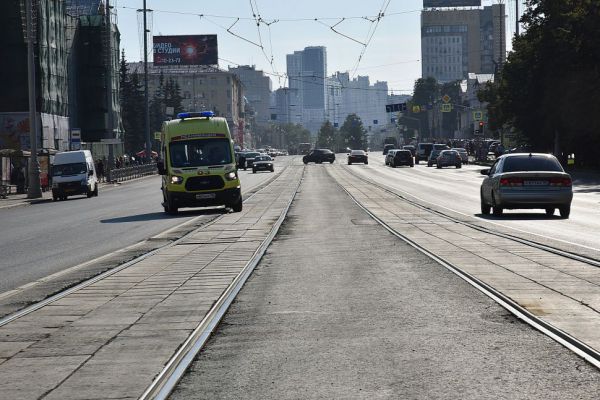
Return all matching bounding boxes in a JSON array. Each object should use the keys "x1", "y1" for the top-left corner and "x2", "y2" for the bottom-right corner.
[
  {"x1": 143, "y1": 0, "x2": 151, "y2": 162},
  {"x1": 105, "y1": 0, "x2": 115, "y2": 179},
  {"x1": 26, "y1": 0, "x2": 42, "y2": 198}
]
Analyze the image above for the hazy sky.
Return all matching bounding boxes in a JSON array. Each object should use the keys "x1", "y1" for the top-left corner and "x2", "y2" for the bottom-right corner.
[{"x1": 115, "y1": 0, "x2": 522, "y2": 94}]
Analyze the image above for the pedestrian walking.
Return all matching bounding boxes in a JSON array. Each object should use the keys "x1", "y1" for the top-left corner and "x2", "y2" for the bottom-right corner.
[{"x1": 96, "y1": 159, "x2": 104, "y2": 182}]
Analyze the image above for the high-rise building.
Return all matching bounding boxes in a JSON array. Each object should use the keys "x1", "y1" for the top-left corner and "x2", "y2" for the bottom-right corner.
[
  {"x1": 228, "y1": 65, "x2": 272, "y2": 126},
  {"x1": 285, "y1": 46, "x2": 327, "y2": 133},
  {"x1": 421, "y1": 4, "x2": 506, "y2": 83},
  {"x1": 332, "y1": 72, "x2": 389, "y2": 133}
]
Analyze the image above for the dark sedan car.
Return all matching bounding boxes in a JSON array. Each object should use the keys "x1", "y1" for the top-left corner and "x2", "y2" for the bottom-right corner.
[
  {"x1": 402, "y1": 145, "x2": 416, "y2": 157},
  {"x1": 480, "y1": 153, "x2": 573, "y2": 218},
  {"x1": 347, "y1": 150, "x2": 368, "y2": 165},
  {"x1": 252, "y1": 155, "x2": 274, "y2": 173},
  {"x1": 388, "y1": 149, "x2": 414, "y2": 167},
  {"x1": 243, "y1": 151, "x2": 261, "y2": 170},
  {"x1": 436, "y1": 149, "x2": 462, "y2": 169},
  {"x1": 427, "y1": 150, "x2": 441, "y2": 167},
  {"x1": 303, "y1": 149, "x2": 335, "y2": 164}
]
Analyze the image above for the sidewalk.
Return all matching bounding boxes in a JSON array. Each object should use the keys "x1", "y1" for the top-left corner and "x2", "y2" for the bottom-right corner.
[
  {"x1": 0, "y1": 190, "x2": 53, "y2": 209},
  {"x1": 0, "y1": 179, "x2": 140, "y2": 210}
]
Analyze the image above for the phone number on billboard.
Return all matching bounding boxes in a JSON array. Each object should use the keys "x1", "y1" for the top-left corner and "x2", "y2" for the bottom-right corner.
[{"x1": 160, "y1": 58, "x2": 181, "y2": 64}]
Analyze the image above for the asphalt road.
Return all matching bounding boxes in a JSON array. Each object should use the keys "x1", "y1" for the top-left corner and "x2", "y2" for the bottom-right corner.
[
  {"x1": 346, "y1": 154, "x2": 600, "y2": 252},
  {"x1": 172, "y1": 164, "x2": 600, "y2": 399},
  {"x1": 0, "y1": 157, "x2": 292, "y2": 294}
]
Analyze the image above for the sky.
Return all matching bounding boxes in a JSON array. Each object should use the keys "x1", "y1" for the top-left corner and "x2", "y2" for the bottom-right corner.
[{"x1": 114, "y1": 0, "x2": 523, "y2": 95}]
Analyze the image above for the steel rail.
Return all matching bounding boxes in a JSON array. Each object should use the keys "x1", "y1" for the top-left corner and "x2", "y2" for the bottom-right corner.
[
  {"x1": 0, "y1": 162, "x2": 293, "y2": 328},
  {"x1": 331, "y1": 167, "x2": 600, "y2": 369},
  {"x1": 139, "y1": 166, "x2": 305, "y2": 400},
  {"x1": 339, "y1": 163, "x2": 600, "y2": 268}
]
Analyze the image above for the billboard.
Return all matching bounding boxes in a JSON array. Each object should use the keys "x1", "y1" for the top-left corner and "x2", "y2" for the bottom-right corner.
[
  {"x1": 153, "y1": 35, "x2": 218, "y2": 66},
  {"x1": 423, "y1": 0, "x2": 481, "y2": 7}
]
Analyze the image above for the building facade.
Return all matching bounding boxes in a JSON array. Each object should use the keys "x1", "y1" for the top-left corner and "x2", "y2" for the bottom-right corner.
[
  {"x1": 228, "y1": 65, "x2": 272, "y2": 126},
  {"x1": 421, "y1": 4, "x2": 506, "y2": 83},
  {"x1": 0, "y1": 0, "x2": 121, "y2": 154},
  {"x1": 285, "y1": 46, "x2": 327, "y2": 134},
  {"x1": 128, "y1": 63, "x2": 245, "y2": 144},
  {"x1": 332, "y1": 72, "x2": 389, "y2": 134}
]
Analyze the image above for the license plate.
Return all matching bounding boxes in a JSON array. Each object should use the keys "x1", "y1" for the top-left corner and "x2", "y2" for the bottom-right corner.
[
  {"x1": 196, "y1": 193, "x2": 216, "y2": 199},
  {"x1": 524, "y1": 180, "x2": 548, "y2": 186}
]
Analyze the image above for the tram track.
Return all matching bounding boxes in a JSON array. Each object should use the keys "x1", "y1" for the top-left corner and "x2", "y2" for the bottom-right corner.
[
  {"x1": 340, "y1": 163, "x2": 600, "y2": 268},
  {"x1": 0, "y1": 162, "x2": 293, "y2": 328},
  {"x1": 331, "y1": 163, "x2": 600, "y2": 369},
  {"x1": 139, "y1": 165, "x2": 305, "y2": 400}
]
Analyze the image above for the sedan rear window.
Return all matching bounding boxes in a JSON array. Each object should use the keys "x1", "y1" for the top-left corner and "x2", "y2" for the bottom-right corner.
[{"x1": 502, "y1": 155, "x2": 563, "y2": 173}]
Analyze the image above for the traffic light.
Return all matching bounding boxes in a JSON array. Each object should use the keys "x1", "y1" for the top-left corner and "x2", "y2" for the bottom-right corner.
[{"x1": 479, "y1": 121, "x2": 484, "y2": 128}]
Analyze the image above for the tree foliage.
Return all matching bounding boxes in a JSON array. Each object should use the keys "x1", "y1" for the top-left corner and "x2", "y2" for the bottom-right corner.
[
  {"x1": 407, "y1": 77, "x2": 439, "y2": 138},
  {"x1": 316, "y1": 120, "x2": 337, "y2": 149},
  {"x1": 339, "y1": 114, "x2": 368, "y2": 150},
  {"x1": 119, "y1": 51, "x2": 144, "y2": 154},
  {"x1": 482, "y1": 0, "x2": 600, "y2": 166}
]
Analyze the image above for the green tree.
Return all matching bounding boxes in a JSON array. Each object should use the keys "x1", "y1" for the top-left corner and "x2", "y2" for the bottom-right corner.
[
  {"x1": 164, "y1": 77, "x2": 184, "y2": 115},
  {"x1": 407, "y1": 77, "x2": 439, "y2": 139},
  {"x1": 440, "y1": 81, "x2": 462, "y2": 137},
  {"x1": 482, "y1": 0, "x2": 600, "y2": 166},
  {"x1": 149, "y1": 71, "x2": 165, "y2": 139},
  {"x1": 340, "y1": 114, "x2": 368, "y2": 150},
  {"x1": 316, "y1": 120, "x2": 336, "y2": 149},
  {"x1": 119, "y1": 51, "x2": 145, "y2": 154}
]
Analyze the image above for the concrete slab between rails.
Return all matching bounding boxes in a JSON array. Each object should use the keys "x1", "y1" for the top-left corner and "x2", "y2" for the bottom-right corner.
[
  {"x1": 0, "y1": 165, "x2": 303, "y2": 400},
  {"x1": 329, "y1": 164, "x2": 600, "y2": 359}
]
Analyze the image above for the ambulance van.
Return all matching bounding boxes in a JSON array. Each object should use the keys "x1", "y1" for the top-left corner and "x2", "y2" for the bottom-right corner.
[{"x1": 157, "y1": 111, "x2": 242, "y2": 215}]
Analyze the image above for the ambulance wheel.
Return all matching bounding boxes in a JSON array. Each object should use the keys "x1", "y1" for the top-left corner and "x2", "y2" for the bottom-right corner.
[
  {"x1": 164, "y1": 194, "x2": 178, "y2": 215},
  {"x1": 231, "y1": 197, "x2": 243, "y2": 213}
]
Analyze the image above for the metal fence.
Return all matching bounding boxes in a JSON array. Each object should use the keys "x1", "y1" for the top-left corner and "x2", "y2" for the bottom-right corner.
[{"x1": 108, "y1": 163, "x2": 157, "y2": 182}]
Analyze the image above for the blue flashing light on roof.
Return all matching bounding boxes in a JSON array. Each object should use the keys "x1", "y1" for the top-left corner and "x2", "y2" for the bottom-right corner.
[{"x1": 177, "y1": 111, "x2": 215, "y2": 119}]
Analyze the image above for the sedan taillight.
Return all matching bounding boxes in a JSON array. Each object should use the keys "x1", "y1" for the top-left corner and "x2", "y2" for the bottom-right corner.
[
  {"x1": 549, "y1": 177, "x2": 572, "y2": 187},
  {"x1": 500, "y1": 177, "x2": 524, "y2": 187}
]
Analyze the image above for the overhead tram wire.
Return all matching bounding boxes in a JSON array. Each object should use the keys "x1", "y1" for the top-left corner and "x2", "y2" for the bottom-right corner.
[
  {"x1": 117, "y1": 6, "x2": 422, "y2": 22},
  {"x1": 350, "y1": 0, "x2": 392, "y2": 78},
  {"x1": 119, "y1": 3, "x2": 420, "y2": 81},
  {"x1": 248, "y1": 0, "x2": 279, "y2": 76},
  {"x1": 219, "y1": 56, "x2": 413, "y2": 94}
]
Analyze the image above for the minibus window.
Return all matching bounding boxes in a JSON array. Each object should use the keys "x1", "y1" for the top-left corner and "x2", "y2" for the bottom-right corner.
[{"x1": 52, "y1": 163, "x2": 87, "y2": 176}]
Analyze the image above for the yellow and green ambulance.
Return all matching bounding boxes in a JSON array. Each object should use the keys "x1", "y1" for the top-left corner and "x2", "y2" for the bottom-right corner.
[{"x1": 158, "y1": 111, "x2": 242, "y2": 214}]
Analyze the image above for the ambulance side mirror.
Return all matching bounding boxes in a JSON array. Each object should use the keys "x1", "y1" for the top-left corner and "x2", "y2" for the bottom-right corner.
[{"x1": 157, "y1": 160, "x2": 166, "y2": 175}]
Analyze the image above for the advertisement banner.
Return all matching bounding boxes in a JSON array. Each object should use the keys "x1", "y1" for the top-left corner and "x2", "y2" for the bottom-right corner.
[
  {"x1": 0, "y1": 113, "x2": 31, "y2": 151},
  {"x1": 423, "y1": 0, "x2": 481, "y2": 7},
  {"x1": 153, "y1": 35, "x2": 218, "y2": 66}
]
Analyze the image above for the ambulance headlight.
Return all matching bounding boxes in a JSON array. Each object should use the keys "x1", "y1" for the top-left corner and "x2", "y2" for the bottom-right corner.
[{"x1": 171, "y1": 176, "x2": 183, "y2": 184}]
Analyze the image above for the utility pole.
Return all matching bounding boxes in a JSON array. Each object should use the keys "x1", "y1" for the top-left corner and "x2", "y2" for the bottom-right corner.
[
  {"x1": 26, "y1": 0, "x2": 42, "y2": 198},
  {"x1": 105, "y1": 0, "x2": 115, "y2": 179},
  {"x1": 143, "y1": 0, "x2": 151, "y2": 162},
  {"x1": 516, "y1": 0, "x2": 520, "y2": 36}
]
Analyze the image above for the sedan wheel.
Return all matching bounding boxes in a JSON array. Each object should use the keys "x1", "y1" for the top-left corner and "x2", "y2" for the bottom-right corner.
[
  {"x1": 545, "y1": 207, "x2": 555, "y2": 216},
  {"x1": 480, "y1": 193, "x2": 491, "y2": 215},
  {"x1": 492, "y1": 194, "x2": 503, "y2": 216},
  {"x1": 559, "y1": 205, "x2": 570, "y2": 219}
]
